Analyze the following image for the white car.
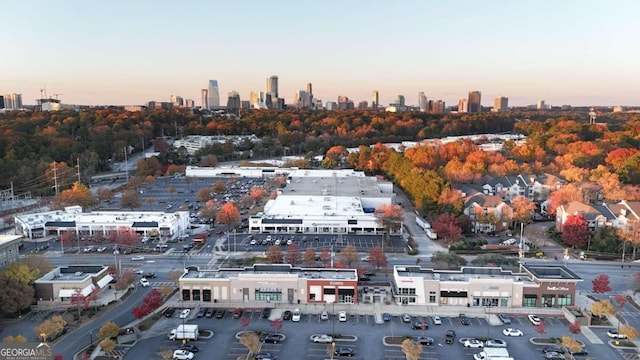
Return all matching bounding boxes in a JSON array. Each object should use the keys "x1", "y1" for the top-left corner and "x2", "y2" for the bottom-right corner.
[
  {"x1": 361, "y1": 256, "x2": 370, "y2": 262},
  {"x1": 432, "y1": 315, "x2": 442, "y2": 325},
  {"x1": 607, "y1": 329, "x2": 628, "y2": 339},
  {"x1": 292, "y1": 308, "x2": 301, "y2": 322},
  {"x1": 172, "y1": 349, "x2": 194, "y2": 360},
  {"x1": 133, "y1": 269, "x2": 144, "y2": 275},
  {"x1": 311, "y1": 334, "x2": 333, "y2": 343},
  {"x1": 338, "y1": 311, "x2": 347, "y2": 322},
  {"x1": 528, "y1": 314, "x2": 542, "y2": 325},
  {"x1": 484, "y1": 339, "x2": 507, "y2": 348},
  {"x1": 139, "y1": 278, "x2": 150, "y2": 287},
  {"x1": 502, "y1": 328, "x2": 523, "y2": 337},
  {"x1": 179, "y1": 309, "x2": 191, "y2": 319},
  {"x1": 463, "y1": 339, "x2": 484, "y2": 348},
  {"x1": 131, "y1": 255, "x2": 145, "y2": 261}
]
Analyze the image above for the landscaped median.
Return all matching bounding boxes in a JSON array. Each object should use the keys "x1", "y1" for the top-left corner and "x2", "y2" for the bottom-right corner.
[{"x1": 309, "y1": 333, "x2": 358, "y2": 342}]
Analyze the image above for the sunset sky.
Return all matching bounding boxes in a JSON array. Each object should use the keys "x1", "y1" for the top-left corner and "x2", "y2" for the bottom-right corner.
[{"x1": 2, "y1": 0, "x2": 639, "y2": 107}]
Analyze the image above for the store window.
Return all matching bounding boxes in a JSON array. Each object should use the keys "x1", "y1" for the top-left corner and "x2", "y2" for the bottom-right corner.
[
  {"x1": 255, "y1": 288, "x2": 281, "y2": 301},
  {"x1": 557, "y1": 294, "x2": 571, "y2": 306},
  {"x1": 192, "y1": 289, "x2": 201, "y2": 301},
  {"x1": 202, "y1": 290, "x2": 211, "y2": 302},
  {"x1": 522, "y1": 294, "x2": 537, "y2": 307},
  {"x1": 182, "y1": 289, "x2": 191, "y2": 301},
  {"x1": 429, "y1": 291, "x2": 436, "y2": 304}
]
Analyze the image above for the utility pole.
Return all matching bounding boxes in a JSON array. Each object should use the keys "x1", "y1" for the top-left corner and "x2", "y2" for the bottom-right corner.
[
  {"x1": 76, "y1": 157, "x2": 81, "y2": 183},
  {"x1": 52, "y1": 162, "x2": 59, "y2": 195},
  {"x1": 124, "y1": 148, "x2": 129, "y2": 183}
]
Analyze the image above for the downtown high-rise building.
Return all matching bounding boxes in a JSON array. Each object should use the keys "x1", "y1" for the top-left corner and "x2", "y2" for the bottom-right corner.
[
  {"x1": 467, "y1": 91, "x2": 482, "y2": 113},
  {"x1": 418, "y1": 92, "x2": 428, "y2": 112},
  {"x1": 201, "y1": 89, "x2": 208, "y2": 109},
  {"x1": 207, "y1": 80, "x2": 220, "y2": 109},
  {"x1": 266, "y1": 75, "x2": 278, "y2": 98},
  {"x1": 372, "y1": 90, "x2": 379, "y2": 109},
  {"x1": 227, "y1": 91, "x2": 240, "y2": 114},
  {"x1": 492, "y1": 96, "x2": 509, "y2": 112},
  {"x1": 170, "y1": 95, "x2": 184, "y2": 107},
  {"x1": 458, "y1": 98, "x2": 468, "y2": 113},
  {"x1": 2, "y1": 93, "x2": 22, "y2": 110}
]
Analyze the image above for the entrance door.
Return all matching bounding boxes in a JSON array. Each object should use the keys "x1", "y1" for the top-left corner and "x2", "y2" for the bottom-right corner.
[
  {"x1": 243, "y1": 288, "x2": 249, "y2": 302},
  {"x1": 288, "y1": 289, "x2": 294, "y2": 303}
]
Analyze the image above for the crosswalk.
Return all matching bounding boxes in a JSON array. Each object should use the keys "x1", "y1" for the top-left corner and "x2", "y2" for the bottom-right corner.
[
  {"x1": 149, "y1": 281, "x2": 177, "y2": 287},
  {"x1": 167, "y1": 252, "x2": 215, "y2": 257}
]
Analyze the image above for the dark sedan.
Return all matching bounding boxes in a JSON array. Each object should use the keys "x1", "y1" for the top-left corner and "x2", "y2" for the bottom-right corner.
[
  {"x1": 178, "y1": 344, "x2": 199, "y2": 353},
  {"x1": 282, "y1": 310, "x2": 292, "y2": 321},
  {"x1": 261, "y1": 308, "x2": 271, "y2": 319},
  {"x1": 262, "y1": 333, "x2": 285, "y2": 344},
  {"x1": 163, "y1": 308, "x2": 176, "y2": 317},
  {"x1": 411, "y1": 336, "x2": 434, "y2": 345},
  {"x1": 334, "y1": 348, "x2": 355, "y2": 357}
]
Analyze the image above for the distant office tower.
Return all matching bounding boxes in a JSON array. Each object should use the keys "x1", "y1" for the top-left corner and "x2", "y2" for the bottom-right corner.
[
  {"x1": 537, "y1": 99, "x2": 546, "y2": 110},
  {"x1": 250, "y1": 91, "x2": 267, "y2": 109},
  {"x1": 170, "y1": 95, "x2": 184, "y2": 107},
  {"x1": 294, "y1": 90, "x2": 312, "y2": 109},
  {"x1": 0, "y1": 95, "x2": 4, "y2": 109},
  {"x1": 372, "y1": 90, "x2": 379, "y2": 109},
  {"x1": 337, "y1": 96, "x2": 354, "y2": 110},
  {"x1": 395, "y1": 95, "x2": 405, "y2": 106},
  {"x1": 458, "y1": 98, "x2": 468, "y2": 113},
  {"x1": 201, "y1": 89, "x2": 208, "y2": 109},
  {"x1": 185, "y1": 99, "x2": 195, "y2": 108},
  {"x1": 429, "y1": 100, "x2": 445, "y2": 114},
  {"x1": 357, "y1": 101, "x2": 368, "y2": 109},
  {"x1": 3, "y1": 93, "x2": 22, "y2": 110},
  {"x1": 240, "y1": 100, "x2": 251, "y2": 109},
  {"x1": 207, "y1": 80, "x2": 220, "y2": 109},
  {"x1": 267, "y1": 75, "x2": 278, "y2": 98},
  {"x1": 467, "y1": 91, "x2": 481, "y2": 113},
  {"x1": 418, "y1": 92, "x2": 427, "y2": 112},
  {"x1": 306, "y1": 82, "x2": 313, "y2": 96},
  {"x1": 227, "y1": 91, "x2": 240, "y2": 114},
  {"x1": 326, "y1": 101, "x2": 337, "y2": 110},
  {"x1": 493, "y1": 96, "x2": 508, "y2": 112}
]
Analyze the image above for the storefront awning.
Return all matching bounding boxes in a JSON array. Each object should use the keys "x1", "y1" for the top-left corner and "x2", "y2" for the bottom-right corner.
[
  {"x1": 81, "y1": 284, "x2": 96, "y2": 296},
  {"x1": 97, "y1": 275, "x2": 113, "y2": 289},
  {"x1": 58, "y1": 289, "x2": 76, "y2": 298}
]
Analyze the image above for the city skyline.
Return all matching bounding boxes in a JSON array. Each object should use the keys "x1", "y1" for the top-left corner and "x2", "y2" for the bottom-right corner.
[{"x1": 2, "y1": 1, "x2": 639, "y2": 107}]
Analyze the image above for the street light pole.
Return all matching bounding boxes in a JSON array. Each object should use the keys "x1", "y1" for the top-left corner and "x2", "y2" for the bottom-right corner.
[{"x1": 332, "y1": 301, "x2": 336, "y2": 336}]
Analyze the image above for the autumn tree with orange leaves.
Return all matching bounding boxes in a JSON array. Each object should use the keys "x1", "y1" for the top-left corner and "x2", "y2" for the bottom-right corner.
[
  {"x1": 216, "y1": 202, "x2": 240, "y2": 237},
  {"x1": 374, "y1": 204, "x2": 404, "y2": 243},
  {"x1": 53, "y1": 182, "x2": 98, "y2": 210}
]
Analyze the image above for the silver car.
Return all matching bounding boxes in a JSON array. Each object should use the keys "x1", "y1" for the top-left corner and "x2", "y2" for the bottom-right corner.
[{"x1": 320, "y1": 310, "x2": 329, "y2": 321}]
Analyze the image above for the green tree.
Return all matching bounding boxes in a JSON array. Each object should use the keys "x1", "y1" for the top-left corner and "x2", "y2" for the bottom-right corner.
[
  {"x1": 431, "y1": 251, "x2": 467, "y2": 269},
  {"x1": 1, "y1": 263, "x2": 40, "y2": 284}
]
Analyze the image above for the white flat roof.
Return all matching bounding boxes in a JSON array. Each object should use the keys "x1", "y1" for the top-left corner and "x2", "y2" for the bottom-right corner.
[{"x1": 264, "y1": 195, "x2": 366, "y2": 217}]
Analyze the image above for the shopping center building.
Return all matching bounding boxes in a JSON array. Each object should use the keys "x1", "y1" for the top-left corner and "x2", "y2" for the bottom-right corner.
[
  {"x1": 392, "y1": 264, "x2": 581, "y2": 308},
  {"x1": 178, "y1": 264, "x2": 359, "y2": 305},
  {"x1": 34, "y1": 265, "x2": 112, "y2": 303},
  {"x1": 14, "y1": 205, "x2": 190, "y2": 241}
]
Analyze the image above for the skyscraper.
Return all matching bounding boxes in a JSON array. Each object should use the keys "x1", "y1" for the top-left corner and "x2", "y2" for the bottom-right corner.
[
  {"x1": 492, "y1": 96, "x2": 509, "y2": 112},
  {"x1": 201, "y1": 89, "x2": 208, "y2": 109},
  {"x1": 372, "y1": 90, "x2": 379, "y2": 109},
  {"x1": 267, "y1": 75, "x2": 278, "y2": 98},
  {"x1": 537, "y1": 99, "x2": 546, "y2": 110},
  {"x1": 467, "y1": 91, "x2": 482, "y2": 113},
  {"x1": 227, "y1": 91, "x2": 240, "y2": 115},
  {"x1": 418, "y1": 92, "x2": 427, "y2": 112},
  {"x1": 207, "y1": 80, "x2": 220, "y2": 109},
  {"x1": 458, "y1": 98, "x2": 468, "y2": 113}
]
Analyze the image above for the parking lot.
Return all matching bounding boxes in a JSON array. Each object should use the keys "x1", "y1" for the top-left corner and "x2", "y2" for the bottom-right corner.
[{"x1": 122, "y1": 307, "x2": 624, "y2": 360}]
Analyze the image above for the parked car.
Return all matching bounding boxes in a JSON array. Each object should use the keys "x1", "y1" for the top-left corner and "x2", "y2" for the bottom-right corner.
[
  {"x1": 411, "y1": 318, "x2": 428, "y2": 330},
  {"x1": 458, "y1": 313, "x2": 470, "y2": 325},
  {"x1": 444, "y1": 330, "x2": 456, "y2": 344},
  {"x1": 432, "y1": 315, "x2": 442, "y2": 325},
  {"x1": 360, "y1": 256, "x2": 370, "y2": 262},
  {"x1": 498, "y1": 313, "x2": 511, "y2": 324},
  {"x1": 215, "y1": 309, "x2": 225, "y2": 319},
  {"x1": 339, "y1": 311, "x2": 348, "y2": 322},
  {"x1": 205, "y1": 309, "x2": 214, "y2": 318},
  {"x1": 334, "y1": 347, "x2": 356, "y2": 357},
  {"x1": 607, "y1": 329, "x2": 628, "y2": 339},
  {"x1": 545, "y1": 351, "x2": 565, "y2": 360},
  {"x1": 232, "y1": 308, "x2": 243, "y2": 319},
  {"x1": 178, "y1": 344, "x2": 199, "y2": 353},
  {"x1": 250, "y1": 239, "x2": 258, "y2": 245},
  {"x1": 570, "y1": 349, "x2": 589, "y2": 356},
  {"x1": 292, "y1": 308, "x2": 301, "y2": 322},
  {"x1": 172, "y1": 350, "x2": 194, "y2": 360},
  {"x1": 528, "y1": 314, "x2": 542, "y2": 325},
  {"x1": 311, "y1": 334, "x2": 333, "y2": 343},
  {"x1": 411, "y1": 336, "x2": 434, "y2": 345},
  {"x1": 320, "y1": 310, "x2": 329, "y2": 321},
  {"x1": 139, "y1": 278, "x2": 150, "y2": 287},
  {"x1": 261, "y1": 308, "x2": 271, "y2": 319},
  {"x1": 502, "y1": 328, "x2": 523, "y2": 337},
  {"x1": 255, "y1": 352, "x2": 277, "y2": 360},
  {"x1": 282, "y1": 310, "x2": 292, "y2": 321},
  {"x1": 143, "y1": 272, "x2": 157, "y2": 278},
  {"x1": 196, "y1": 308, "x2": 205, "y2": 318},
  {"x1": 485, "y1": 339, "x2": 507, "y2": 348},
  {"x1": 463, "y1": 339, "x2": 484, "y2": 348},
  {"x1": 179, "y1": 309, "x2": 191, "y2": 319},
  {"x1": 401, "y1": 313, "x2": 412, "y2": 323},
  {"x1": 382, "y1": 313, "x2": 391, "y2": 322},
  {"x1": 163, "y1": 308, "x2": 176, "y2": 317},
  {"x1": 542, "y1": 345, "x2": 565, "y2": 354},
  {"x1": 262, "y1": 333, "x2": 285, "y2": 344}
]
